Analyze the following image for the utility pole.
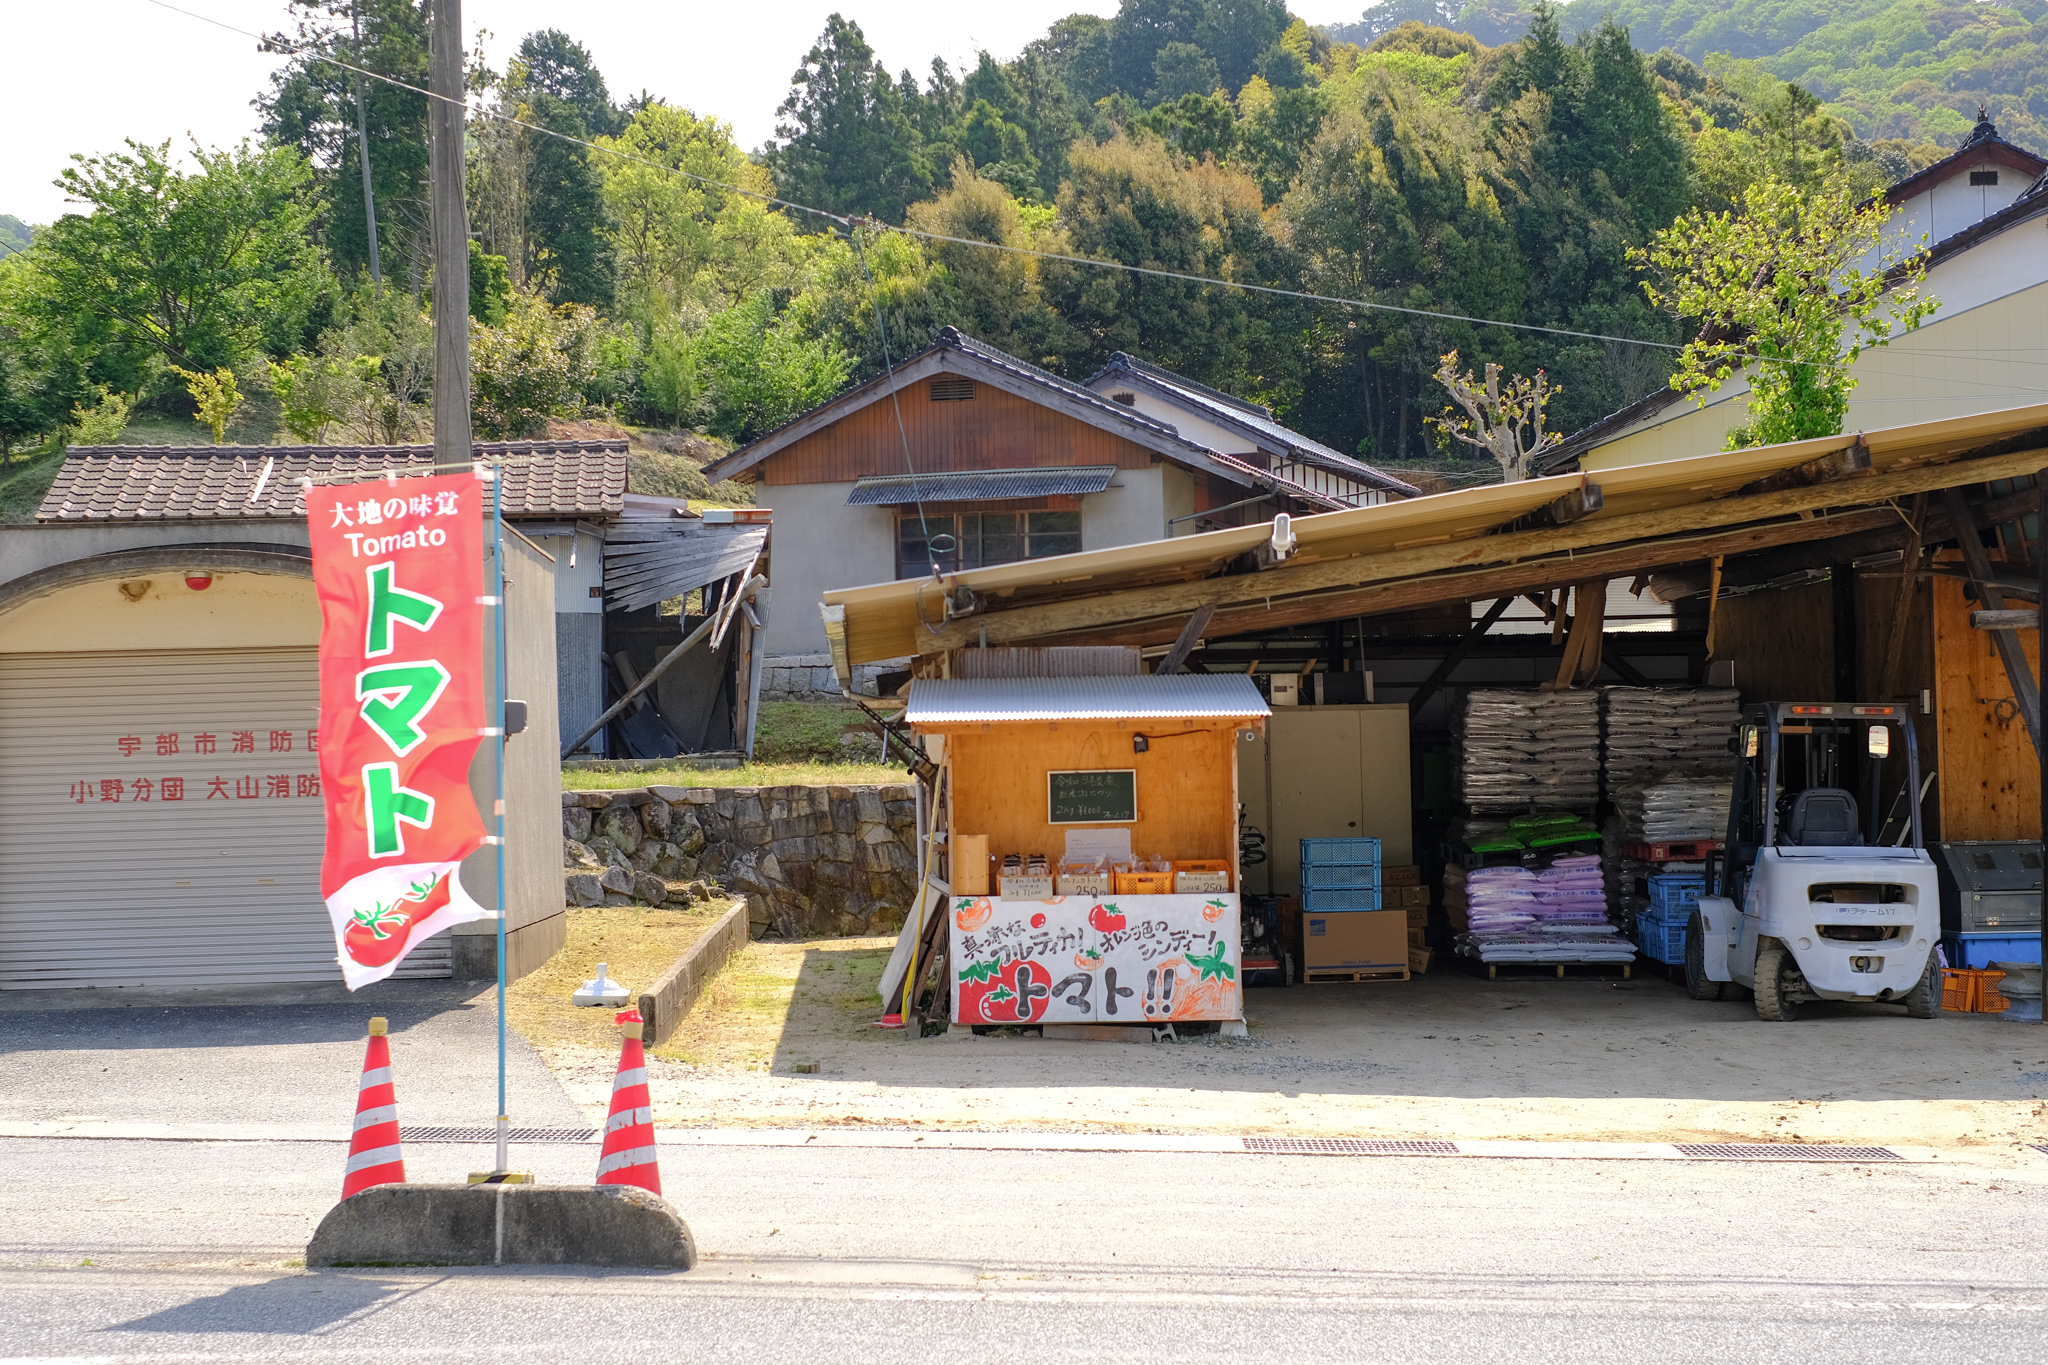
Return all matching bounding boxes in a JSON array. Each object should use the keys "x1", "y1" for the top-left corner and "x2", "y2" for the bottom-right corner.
[
  {"x1": 429, "y1": 0, "x2": 470, "y2": 470},
  {"x1": 351, "y1": 0, "x2": 382, "y2": 287}
]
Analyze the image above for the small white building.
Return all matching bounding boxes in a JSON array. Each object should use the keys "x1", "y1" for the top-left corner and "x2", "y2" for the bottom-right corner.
[{"x1": 1545, "y1": 117, "x2": 2048, "y2": 473}]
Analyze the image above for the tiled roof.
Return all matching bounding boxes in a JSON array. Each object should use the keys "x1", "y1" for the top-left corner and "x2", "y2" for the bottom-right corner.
[
  {"x1": 1088, "y1": 352, "x2": 1421, "y2": 498},
  {"x1": 36, "y1": 442, "x2": 629, "y2": 522}
]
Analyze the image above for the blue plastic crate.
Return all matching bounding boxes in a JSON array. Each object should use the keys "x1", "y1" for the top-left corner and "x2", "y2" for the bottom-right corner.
[
  {"x1": 1303, "y1": 862, "x2": 1381, "y2": 889},
  {"x1": 1301, "y1": 886, "x2": 1383, "y2": 912},
  {"x1": 1301, "y1": 837, "x2": 1381, "y2": 866},
  {"x1": 1636, "y1": 908, "x2": 1688, "y2": 964},
  {"x1": 1942, "y1": 933, "x2": 2043, "y2": 969},
  {"x1": 1646, "y1": 875, "x2": 1703, "y2": 918}
]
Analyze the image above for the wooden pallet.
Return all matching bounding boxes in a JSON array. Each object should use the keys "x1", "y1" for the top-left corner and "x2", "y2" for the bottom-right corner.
[
  {"x1": 1302, "y1": 966, "x2": 1410, "y2": 984},
  {"x1": 1460, "y1": 958, "x2": 1633, "y2": 981}
]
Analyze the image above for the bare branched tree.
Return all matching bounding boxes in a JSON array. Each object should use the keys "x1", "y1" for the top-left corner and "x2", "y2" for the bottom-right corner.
[{"x1": 1428, "y1": 350, "x2": 1559, "y2": 483}]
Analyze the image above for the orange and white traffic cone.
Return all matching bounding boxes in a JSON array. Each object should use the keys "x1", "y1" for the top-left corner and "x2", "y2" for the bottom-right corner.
[
  {"x1": 595, "y1": 1007, "x2": 660, "y2": 1194},
  {"x1": 342, "y1": 1016, "x2": 405, "y2": 1198}
]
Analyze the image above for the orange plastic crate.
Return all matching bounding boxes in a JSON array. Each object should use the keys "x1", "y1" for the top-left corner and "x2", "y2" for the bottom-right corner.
[
  {"x1": 1942, "y1": 967, "x2": 2011, "y2": 1013},
  {"x1": 1113, "y1": 870, "x2": 1174, "y2": 895}
]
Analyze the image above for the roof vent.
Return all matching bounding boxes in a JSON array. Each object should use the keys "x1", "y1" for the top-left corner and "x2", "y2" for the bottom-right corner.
[
  {"x1": 1971, "y1": 169, "x2": 2000, "y2": 186},
  {"x1": 930, "y1": 377, "x2": 977, "y2": 402},
  {"x1": 1111, "y1": 391, "x2": 1136, "y2": 405}
]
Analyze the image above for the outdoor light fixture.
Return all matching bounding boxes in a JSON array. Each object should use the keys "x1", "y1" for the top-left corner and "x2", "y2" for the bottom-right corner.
[
  {"x1": 184, "y1": 574, "x2": 213, "y2": 591},
  {"x1": 1269, "y1": 513, "x2": 1297, "y2": 561},
  {"x1": 1133, "y1": 735, "x2": 1149, "y2": 753}
]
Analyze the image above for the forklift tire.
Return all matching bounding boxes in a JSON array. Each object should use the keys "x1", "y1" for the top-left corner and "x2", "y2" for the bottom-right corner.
[
  {"x1": 1903, "y1": 950, "x2": 1942, "y2": 1020},
  {"x1": 1684, "y1": 913, "x2": 1724, "y2": 1001},
  {"x1": 1753, "y1": 944, "x2": 1801, "y2": 1022}
]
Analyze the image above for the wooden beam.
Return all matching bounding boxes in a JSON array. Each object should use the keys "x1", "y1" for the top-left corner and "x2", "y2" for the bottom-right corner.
[
  {"x1": 1407, "y1": 597, "x2": 1513, "y2": 716},
  {"x1": 1971, "y1": 608, "x2": 2040, "y2": 630},
  {"x1": 1497, "y1": 481, "x2": 1604, "y2": 534},
  {"x1": 1876, "y1": 493, "x2": 1927, "y2": 704},
  {"x1": 1025, "y1": 508, "x2": 1900, "y2": 651},
  {"x1": 924, "y1": 441, "x2": 2048, "y2": 653},
  {"x1": 1942, "y1": 486, "x2": 2041, "y2": 753},
  {"x1": 1733, "y1": 434, "x2": 1871, "y2": 497},
  {"x1": 1152, "y1": 603, "x2": 1214, "y2": 675}
]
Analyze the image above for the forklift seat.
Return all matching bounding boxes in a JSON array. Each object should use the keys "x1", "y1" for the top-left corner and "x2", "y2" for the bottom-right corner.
[{"x1": 1786, "y1": 788, "x2": 1861, "y2": 846}]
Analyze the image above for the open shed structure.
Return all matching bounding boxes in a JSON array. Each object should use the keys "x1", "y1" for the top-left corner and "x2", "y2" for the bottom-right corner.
[{"x1": 828, "y1": 403, "x2": 2048, "y2": 997}]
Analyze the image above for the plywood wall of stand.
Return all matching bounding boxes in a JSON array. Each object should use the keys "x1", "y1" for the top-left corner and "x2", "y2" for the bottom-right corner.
[{"x1": 1931, "y1": 568, "x2": 2040, "y2": 840}]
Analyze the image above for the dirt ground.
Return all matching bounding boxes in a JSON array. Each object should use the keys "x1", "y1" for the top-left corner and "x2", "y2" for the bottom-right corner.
[
  {"x1": 527, "y1": 937, "x2": 2048, "y2": 1148},
  {"x1": 506, "y1": 902, "x2": 734, "y2": 1052}
]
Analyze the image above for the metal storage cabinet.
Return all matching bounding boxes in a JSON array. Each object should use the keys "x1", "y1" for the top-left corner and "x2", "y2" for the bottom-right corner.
[{"x1": 1934, "y1": 841, "x2": 2043, "y2": 935}]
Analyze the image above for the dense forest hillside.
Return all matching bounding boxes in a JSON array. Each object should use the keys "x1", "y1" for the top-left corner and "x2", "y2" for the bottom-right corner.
[
  {"x1": 1330, "y1": 0, "x2": 2048, "y2": 149},
  {"x1": 1, "y1": 0, "x2": 2027, "y2": 491}
]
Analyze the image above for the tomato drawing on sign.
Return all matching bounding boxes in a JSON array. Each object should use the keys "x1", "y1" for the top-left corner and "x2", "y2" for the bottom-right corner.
[{"x1": 956, "y1": 957, "x2": 1052, "y2": 1024}]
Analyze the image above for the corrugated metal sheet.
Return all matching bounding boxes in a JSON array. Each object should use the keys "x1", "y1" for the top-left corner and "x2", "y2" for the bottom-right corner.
[
  {"x1": 0, "y1": 648, "x2": 448, "y2": 990},
  {"x1": 603, "y1": 526, "x2": 766, "y2": 613},
  {"x1": 904, "y1": 674, "x2": 1271, "y2": 723},
  {"x1": 846, "y1": 465, "x2": 1119, "y2": 506},
  {"x1": 953, "y1": 646, "x2": 1142, "y2": 678}
]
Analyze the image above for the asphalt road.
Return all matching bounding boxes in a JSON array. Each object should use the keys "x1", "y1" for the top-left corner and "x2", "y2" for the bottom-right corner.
[{"x1": 2, "y1": 1134, "x2": 2044, "y2": 1363}]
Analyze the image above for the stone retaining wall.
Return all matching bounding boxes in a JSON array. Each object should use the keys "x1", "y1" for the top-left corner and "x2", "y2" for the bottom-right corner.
[
  {"x1": 760, "y1": 652, "x2": 904, "y2": 702},
  {"x1": 562, "y1": 782, "x2": 920, "y2": 938}
]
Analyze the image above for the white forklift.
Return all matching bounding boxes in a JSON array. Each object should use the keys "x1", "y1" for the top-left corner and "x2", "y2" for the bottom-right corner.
[{"x1": 1686, "y1": 702, "x2": 1943, "y2": 1021}]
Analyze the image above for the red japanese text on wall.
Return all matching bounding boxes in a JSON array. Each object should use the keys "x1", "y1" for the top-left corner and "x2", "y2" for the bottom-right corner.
[{"x1": 308, "y1": 472, "x2": 495, "y2": 990}]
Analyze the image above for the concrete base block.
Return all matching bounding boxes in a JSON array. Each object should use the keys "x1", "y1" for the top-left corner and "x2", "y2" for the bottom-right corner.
[
  {"x1": 306, "y1": 1183, "x2": 695, "y2": 1269},
  {"x1": 1042, "y1": 1024, "x2": 1155, "y2": 1044}
]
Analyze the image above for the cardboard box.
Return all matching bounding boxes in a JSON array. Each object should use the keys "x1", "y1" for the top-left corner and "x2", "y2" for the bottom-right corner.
[
  {"x1": 953, "y1": 834, "x2": 990, "y2": 896},
  {"x1": 1383, "y1": 864, "x2": 1422, "y2": 887},
  {"x1": 1302, "y1": 910, "x2": 1407, "y2": 971},
  {"x1": 1407, "y1": 926, "x2": 1428, "y2": 948},
  {"x1": 998, "y1": 875, "x2": 1054, "y2": 901},
  {"x1": 1409, "y1": 946, "x2": 1434, "y2": 975},
  {"x1": 1405, "y1": 907, "x2": 1428, "y2": 928},
  {"x1": 1384, "y1": 885, "x2": 1430, "y2": 910}
]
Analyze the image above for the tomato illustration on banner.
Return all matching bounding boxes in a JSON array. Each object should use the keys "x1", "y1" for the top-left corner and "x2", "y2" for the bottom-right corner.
[{"x1": 308, "y1": 472, "x2": 494, "y2": 989}]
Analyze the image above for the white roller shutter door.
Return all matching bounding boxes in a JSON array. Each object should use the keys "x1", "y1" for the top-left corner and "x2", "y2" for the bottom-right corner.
[{"x1": 0, "y1": 647, "x2": 450, "y2": 989}]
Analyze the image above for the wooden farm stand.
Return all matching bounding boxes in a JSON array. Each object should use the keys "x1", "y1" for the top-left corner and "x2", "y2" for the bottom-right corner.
[{"x1": 902, "y1": 673, "x2": 1271, "y2": 1033}]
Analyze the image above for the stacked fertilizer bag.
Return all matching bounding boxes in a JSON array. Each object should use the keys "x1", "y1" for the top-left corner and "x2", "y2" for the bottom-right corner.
[
  {"x1": 1599, "y1": 687, "x2": 1740, "y2": 927},
  {"x1": 1599, "y1": 687, "x2": 1742, "y2": 788},
  {"x1": 1443, "y1": 814, "x2": 1633, "y2": 967},
  {"x1": 1456, "y1": 690, "x2": 1601, "y2": 813}
]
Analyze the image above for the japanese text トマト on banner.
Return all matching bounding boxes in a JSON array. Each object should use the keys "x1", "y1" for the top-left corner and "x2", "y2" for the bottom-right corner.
[{"x1": 308, "y1": 473, "x2": 494, "y2": 989}]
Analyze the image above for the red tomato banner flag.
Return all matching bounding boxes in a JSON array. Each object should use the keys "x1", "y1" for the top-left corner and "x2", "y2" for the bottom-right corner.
[{"x1": 308, "y1": 472, "x2": 495, "y2": 989}]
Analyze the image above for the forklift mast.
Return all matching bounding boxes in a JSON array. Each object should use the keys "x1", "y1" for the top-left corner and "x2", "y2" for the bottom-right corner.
[{"x1": 1715, "y1": 701, "x2": 1924, "y2": 902}]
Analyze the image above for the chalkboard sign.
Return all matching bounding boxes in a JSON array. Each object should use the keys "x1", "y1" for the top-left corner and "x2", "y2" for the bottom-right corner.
[{"x1": 1048, "y1": 769, "x2": 1138, "y2": 824}]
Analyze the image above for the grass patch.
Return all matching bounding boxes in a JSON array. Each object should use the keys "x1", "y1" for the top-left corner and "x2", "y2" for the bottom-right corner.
[
  {"x1": 0, "y1": 447, "x2": 66, "y2": 522},
  {"x1": 754, "y1": 700, "x2": 868, "y2": 762},
  {"x1": 506, "y1": 901, "x2": 736, "y2": 1051},
  {"x1": 561, "y1": 760, "x2": 906, "y2": 790},
  {"x1": 656, "y1": 937, "x2": 897, "y2": 1070}
]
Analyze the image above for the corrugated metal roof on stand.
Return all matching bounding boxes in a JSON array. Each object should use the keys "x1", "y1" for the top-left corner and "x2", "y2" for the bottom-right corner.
[
  {"x1": 603, "y1": 524, "x2": 767, "y2": 613},
  {"x1": 846, "y1": 466, "x2": 1119, "y2": 505},
  {"x1": 904, "y1": 674, "x2": 1271, "y2": 725},
  {"x1": 823, "y1": 400, "x2": 2048, "y2": 667}
]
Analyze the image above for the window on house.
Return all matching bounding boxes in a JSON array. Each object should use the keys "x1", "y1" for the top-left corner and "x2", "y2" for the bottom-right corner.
[
  {"x1": 930, "y1": 377, "x2": 977, "y2": 402},
  {"x1": 897, "y1": 509, "x2": 1082, "y2": 578},
  {"x1": 1971, "y1": 170, "x2": 2000, "y2": 186}
]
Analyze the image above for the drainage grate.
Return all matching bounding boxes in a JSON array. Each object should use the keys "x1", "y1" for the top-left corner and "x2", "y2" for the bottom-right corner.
[
  {"x1": 1243, "y1": 1137, "x2": 1460, "y2": 1156},
  {"x1": 1673, "y1": 1143, "x2": 1902, "y2": 1162},
  {"x1": 401, "y1": 1126, "x2": 601, "y2": 1143}
]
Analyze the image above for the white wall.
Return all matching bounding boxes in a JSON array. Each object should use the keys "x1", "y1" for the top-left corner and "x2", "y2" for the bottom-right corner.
[
  {"x1": 0, "y1": 572, "x2": 317, "y2": 652},
  {"x1": 1869, "y1": 158, "x2": 2031, "y2": 269},
  {"x1": 1583, "y1": 226, "x2": 2048, "y2": 471},
  {"x1": 751, "y1": 481, "x2": 897, "y2": 655},
  {"x1": 1082, "y1": 465, "x2": 1170, "y2": 550}
]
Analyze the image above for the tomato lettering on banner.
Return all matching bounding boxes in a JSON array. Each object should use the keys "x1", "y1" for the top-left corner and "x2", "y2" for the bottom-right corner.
[{"x1": 308, "y1": 473, "x2": 493, "y2": 989}]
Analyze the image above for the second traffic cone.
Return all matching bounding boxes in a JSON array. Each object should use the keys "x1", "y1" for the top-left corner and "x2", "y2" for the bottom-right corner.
[
  {"x1": 595, "y1": 1007, "x2": 660, "y2": 1194},
  {"x1": 342, "y1": 1016, "x2": 405, "y2": 1198}
]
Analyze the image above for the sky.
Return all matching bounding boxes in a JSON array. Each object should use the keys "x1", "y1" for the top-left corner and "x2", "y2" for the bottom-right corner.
[{"x1": 5, "y1": 0, "x2": 1362, "y2": 227}]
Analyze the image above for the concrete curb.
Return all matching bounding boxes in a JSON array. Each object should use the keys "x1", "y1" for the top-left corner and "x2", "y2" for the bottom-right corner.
[
  {"x1": 638, "y1": 902, "x2": 749, "y2": 1045},
  {"x1": 306, "y1": 1183, "x2": 696, "y2": 1268}
]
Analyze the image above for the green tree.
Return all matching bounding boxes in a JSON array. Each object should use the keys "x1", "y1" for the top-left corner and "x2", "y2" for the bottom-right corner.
[
  {"x1": 471, "y1": 290, "x2": 602, "y2": 438},
  {"x1": 260, "y1": 0, "x2": 430, "y2": 285},
  {"x1": 171, "y1": 365, "x2": 244, "y2": 442},
  {"x1": 22, "y1": 139, "x2": 328, "y2": 376},
  {"x1": 905, "y1": 162, "x2": 1067, "y2": 361},
  {"x1": 512, "y1": 32, "x2": 617, "y2": 308},
  {"x1": 1634, "y1": 176, "x2": 1938, "y2": 448},
  {"x1": 691, "y1": 292, "x2": 852, "y2": 442},
  {"x1": 769, "y1": 15, "x2": 935, "y2": 222}
]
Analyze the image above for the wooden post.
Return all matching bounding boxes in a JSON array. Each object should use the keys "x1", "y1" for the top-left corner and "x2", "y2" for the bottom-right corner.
[
  {"x1": 2037, "y1": 470, "x2": 2046, "y2": 1019},
  {"x1": 1876, "y1": 493, "x2": 1927, "y2": 703},
  {"x1": 428, "y1": 0, "x2": 470, "y2": 471},
  {"x1": 351, "y1": 0, "x2": 381, "y2": 287}
]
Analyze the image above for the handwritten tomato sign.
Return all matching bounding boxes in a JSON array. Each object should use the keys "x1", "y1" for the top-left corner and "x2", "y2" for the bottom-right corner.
[
  {"x1": 308, "y1": 473, "x2": 494, "y2": 989},
  {"x1": 950, "y1": 894, "x2": 1242, "y2": 1025}
]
